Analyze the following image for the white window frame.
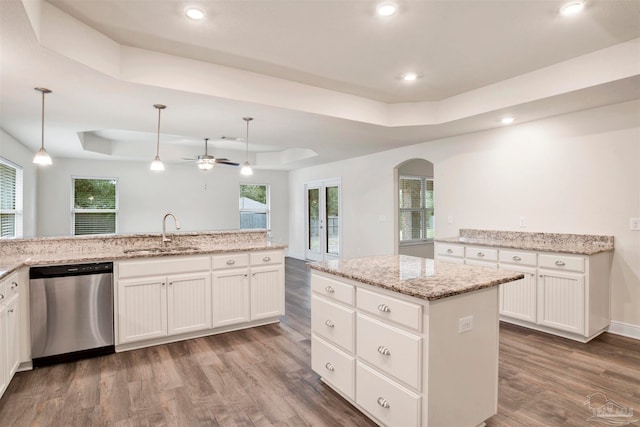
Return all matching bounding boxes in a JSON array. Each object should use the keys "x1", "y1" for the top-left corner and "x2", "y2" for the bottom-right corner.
[
  {"x1": 239, "y1": 183, "x2": 270, "y2": 230},
  {"x1": 0, "y1": 157, "x2": 23, "y2": 239},
  {"x1": 399, "y1": 175, "x2": 434, "y2": 246},
  {"x1": 71, "y1": 176, "x2": 119, "y2": 235}
]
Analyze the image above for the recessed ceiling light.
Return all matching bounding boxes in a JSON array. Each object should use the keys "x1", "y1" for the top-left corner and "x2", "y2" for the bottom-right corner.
[
  {"x1": 501, "y1": 116, "x2": 515, "y2": 125},
  {"x1": 402, "y1": 72, "x2": 418, "y2": 81},
  {"x1": 376, "y1": 2, "x2": 397, "y2": 17},
  {"x1": 560, "y1": 2, "x2": 584, "y2": 17},
  {"x1": 186, "y1": 7, "x2": 206, "y2": 20}
]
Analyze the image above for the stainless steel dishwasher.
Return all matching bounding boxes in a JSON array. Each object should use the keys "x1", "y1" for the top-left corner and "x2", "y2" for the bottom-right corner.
[{"x1": 29, "y1": 262, "x2": 115, "y2": 367}]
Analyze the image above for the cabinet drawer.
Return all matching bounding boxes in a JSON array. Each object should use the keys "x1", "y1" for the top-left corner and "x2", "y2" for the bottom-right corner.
[
  {"x1": 211, "y1": 253, "x2": 249, "y2": 270},
  {"x1": 312, "y1": 295, "x2": 355, "y2": 353},
  {"x1": 5, "y1": 274, "x2": 19, "y2": 299},
  {"x1": 356, "y1": 362, "x2": 420, "y2": 427},
  {"x1": 249, "y1": 251, "x2": 283, "y2": 266},
  {"x1": 356, "y1": 314, "x2": 422, "y2": 390},
  {"x1": 357, "y1": 288, "x2": 421, "y2": 332},
  {"x1": 539, "y1": 254, "x2": 585, "y2": 273},
  {"x1": 311, "y1": 335, "x2": 355, "y2": 400},
  {"x1": 499, "y1": 250, "x2": 537, "y2": 267},
  {"x1": 118, "y1": 256, "x2": 211, "y2": 279},
  {"x1": 436, "y1": 243, "x2": 464, "y2": 258},
  {"x1": 466, "y1": 246, "x2": 498, "y2": 262},
  {"x1": 311, "y1": 274, "x2": 355, "y2": 306}
]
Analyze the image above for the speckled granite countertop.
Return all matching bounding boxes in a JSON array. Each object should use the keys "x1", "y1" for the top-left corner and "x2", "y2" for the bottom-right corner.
[
  {"x1": 308, "y1": 255, "x2": 524, "y2": 301},
  {"x1": 0, "y1": 230, "x2": 286, "y2": 280},
  {"x1": 435, "y1": 229, "x2": 614, "y2": 255}
]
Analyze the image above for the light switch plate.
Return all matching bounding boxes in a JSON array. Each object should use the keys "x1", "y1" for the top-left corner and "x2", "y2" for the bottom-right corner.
[{"x1": 631, "y1": 218, "x2": 640, "y2": 231}]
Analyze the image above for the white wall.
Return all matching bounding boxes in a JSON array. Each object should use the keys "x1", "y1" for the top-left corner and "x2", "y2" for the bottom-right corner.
[
  {"x1": 37, "y1": 158, "x2": 289, "y2": 245},
  {"x1": 289, "y1": 100, "x2": 640, "y2": 327},
  {"x1": 0, "y1": 129, "x2": 38, "y2": 237}
]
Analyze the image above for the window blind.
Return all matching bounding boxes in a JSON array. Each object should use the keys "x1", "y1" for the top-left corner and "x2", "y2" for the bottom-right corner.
[
  {"x1": 72, "y1": 178, "x2": 118, "y2": 235},
  {"x1": 0, "y1": 160, "x2": 21, "y2": 238},
  {"x1": 399, "y1": 176, "x2": 434, "y2": 242}
]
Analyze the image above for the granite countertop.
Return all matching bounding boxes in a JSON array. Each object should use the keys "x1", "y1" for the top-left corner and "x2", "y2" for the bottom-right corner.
[
  {"x1": 0, "y1": 241, "x2": 287, "y2": 281},
  {"x1": 308, "y1": 255, "x2": 524, "y2": 301},
  {"x1": 435, "y1": 229, "x2": 614, "y2": 255}
]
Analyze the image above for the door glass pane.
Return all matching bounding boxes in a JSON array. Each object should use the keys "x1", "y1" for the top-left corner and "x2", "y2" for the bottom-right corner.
[
  {"x1": 308, "y1": 188, "x2": 320, "y2": 252},
  {"x1": 326, "y1": 186, "x2": 339, "y2": 255},
  {"x1": 399, "y1": 210, "x2": 424, "y2": 240},
  {"x1": 399, "y1": 177, "x2": 423, "y2": 208}
]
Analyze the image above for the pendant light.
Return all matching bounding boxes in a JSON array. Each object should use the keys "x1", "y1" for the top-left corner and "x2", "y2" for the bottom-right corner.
[
  {"x1": 150, "y1": 104, "x2": 166, "y2": 171},
  {"x1": 33, "y1": 87, "x2": 53, "y2": 166},
  {"x1": 240, "y1": 117, "x2": 253, "y2": 176}
]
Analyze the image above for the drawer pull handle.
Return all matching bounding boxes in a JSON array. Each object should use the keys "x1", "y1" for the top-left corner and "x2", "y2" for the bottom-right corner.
[
  {"x1": 325, "y1": 286, "x2": 335, "y2": 294},
  {"x1": 325, "y1": 362, "x2": 335, "y2": 372},
  {"x1": 555, "y1": 260, "x2": 566, "y2": 266},
  {"x1": 377, "y1": 397, "x2": 390, "y2": 409},
  {"x1": 377, "y1": 346, "x2": 391, "y2": 356},
  {"x1": 377, "y1": 303, "x2": 391, "y2": 313},
  {"x1": 226, "y1": 259, "x2": 236, "y2": 265},
  {"x1": 446, "y1": 248, "x2": 453, "y2": 254},
  {"x1": 10, "y1": 282, "x2": 18, "y2": 289},
  {"x1": 263, "y1": 256, "x2": 271, "y2": 262},
  {"x1": 325, "y1": 320, "x2": 335, "y2": 328},
  {"x1": 477, "y1": 252, "x2": 485, "y2": 257},
  {"x1": 512, "y1": 256, "x2": 521, "y2": 261}
]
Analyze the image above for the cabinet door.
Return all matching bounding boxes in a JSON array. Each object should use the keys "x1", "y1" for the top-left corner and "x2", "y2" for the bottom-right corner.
[
  {"x1": 118, "y1": 276, "x2": 167, "y2": 344},
  {"x1": 212, "y1": 269, "x2": 250, "y2": 328},
  {"x1": 499, "y1": 265, "x2": 537, "y2": 323},
  {"x1": 537, "y1": 270, "x2": 585, "y2": 335},
  {"x1": 0, "y1": 305, "x2": 7, "y2": 396},
  {"x1": 5, "y1": 296, "x2": 19, "y2": 378},
  {"x1": 167, "y1": 272, "x2": 212, "y2": 336},
  {"x1": 250, "y1": 265, "x2": 284, "y2": 320}
]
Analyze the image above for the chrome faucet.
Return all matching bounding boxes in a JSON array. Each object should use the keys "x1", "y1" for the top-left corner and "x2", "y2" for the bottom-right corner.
[{"x1": 162, "y1": 213, "x2": 181, "y2": 244}]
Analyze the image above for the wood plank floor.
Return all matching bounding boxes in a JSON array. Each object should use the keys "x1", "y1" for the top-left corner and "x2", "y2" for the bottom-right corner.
[{"x1": 1, "y1": 257, "x2": 639, "y2": 426}]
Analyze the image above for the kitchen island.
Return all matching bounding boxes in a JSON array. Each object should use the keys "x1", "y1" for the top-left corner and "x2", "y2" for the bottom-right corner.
[{"x1": 308, "y1": 255, "x2": 524, "y2": 427}]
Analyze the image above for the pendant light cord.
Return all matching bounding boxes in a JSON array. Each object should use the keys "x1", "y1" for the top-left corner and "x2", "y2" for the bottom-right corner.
[
  {"x1": 245, "y1": 120, "x2": 249, "y2": 160},
  {"x1": 156, "y1": 107, "x2": 162, "y2": 157},
  {"x1": 40, "y1": 90, "x2": 45, "y2": 150}
]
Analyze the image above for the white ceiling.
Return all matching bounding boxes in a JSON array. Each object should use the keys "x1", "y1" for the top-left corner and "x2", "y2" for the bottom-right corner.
[{"x1": 1, "y1": 0, "x2": 639, "y2": 170}]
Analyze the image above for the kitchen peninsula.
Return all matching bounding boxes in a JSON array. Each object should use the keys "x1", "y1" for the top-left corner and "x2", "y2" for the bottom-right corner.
[{"x1": 308, "y1": 255, "x2": 524, "y2": 427}]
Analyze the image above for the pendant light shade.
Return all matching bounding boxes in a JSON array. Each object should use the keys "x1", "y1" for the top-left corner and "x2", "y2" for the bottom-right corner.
[
  {"x1": 150, "y1": 104, "x2": 166, "y2": 171},
  {"x1": 240, "y1": 117, "x2": 253, "y2": 176},
  {"x1": 33, "y1": 88, "x2": 53, "y2": 166}
]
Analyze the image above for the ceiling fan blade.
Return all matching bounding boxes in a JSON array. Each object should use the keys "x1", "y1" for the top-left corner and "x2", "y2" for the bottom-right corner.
[
  {"x1": 181, "y1": 157, "x2": 197, "y2": 161},
  {"x1": 216, "y1": 160, "x2": 240, "y2": 166}
]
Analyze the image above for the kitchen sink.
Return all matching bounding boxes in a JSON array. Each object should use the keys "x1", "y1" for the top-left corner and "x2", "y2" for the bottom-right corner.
[{"x1": 123, "y1": 246, "x2": 199, "y2": 255}]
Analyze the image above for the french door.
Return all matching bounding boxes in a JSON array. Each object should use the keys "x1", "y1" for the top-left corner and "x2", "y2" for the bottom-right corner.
[{"x1": 305, "y1": 179, "x2": 341, "y2": 262}]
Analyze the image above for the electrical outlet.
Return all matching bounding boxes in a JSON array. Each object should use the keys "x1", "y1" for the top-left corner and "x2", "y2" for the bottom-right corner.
[
  {"x1": 519, "y1": 216, "x2": 526, "y2": 228},
  {"x1": 448, "y1": 215, "x2": 453, "y2": 224},
  {"x1": 458, "y1": 316, "x2": 473, "y2": 334},
  {"x1": 631, "y1": 218, "x2": 640, "y2": 231}
]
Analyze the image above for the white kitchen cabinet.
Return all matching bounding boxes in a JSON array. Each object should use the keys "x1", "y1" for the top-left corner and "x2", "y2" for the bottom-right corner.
[
  {"x1": 167, "y1": 272, "x2": 212, "y2": 335},
  {"x1": 0, "y1": 271, "x2": 21, "y2": 400},
  {"x1": 311, "y1": 271, "x2": 500, "y2": 427},
  {"x1": 0, "y1": 303, "x2": 6, "y2": 397},
  {"x1": 212, "y1": 268, "x2": 250, "y2": 328},
  {"x1": 118, "y1": 276, "x2": 167, "y2": 344},
  {"x1": 5, "y1": 295, "x2": 20, "y2": 379},
  {"x1": 250, "y1": 264, "x2": 284, "y2": 320},
  {"x1": 436, "y1": 241, "x2": 612, "y2": 342}
]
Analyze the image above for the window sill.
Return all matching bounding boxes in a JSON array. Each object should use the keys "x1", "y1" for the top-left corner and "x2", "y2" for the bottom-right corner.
[{"x1": 399, "y1": 240, "x2": 434, "y2": 247}]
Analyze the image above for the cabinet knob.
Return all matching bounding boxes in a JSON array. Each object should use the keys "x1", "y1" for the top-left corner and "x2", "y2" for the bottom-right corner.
[
  {"x1": 325, "y1": 362, "x2": 335, "y2": 372},
  {"x1": 555, "y1": 260, "x2": 566, "y2": 266},
  {"x1": 324, "y1": 320, "x2": 335, "y2": 328},
  {"x1": 377, "y1": 346, "x2": 391, "y2": 356},
  {"x1": 512, "y1": 256, "x2": 521, "y2": 261},
  {"x1": 169, "y1": 282, "x2": 173, "y2": 286},
  {"x1": 325, "y1": 286, "x2": 335, "y2": 294},
  {"x1": 8, "y1": 309, "x2": 14, "y2": 313},
  {"x1": 162, "y1": 282, "x2": 166, "y2": 286},
  {"x1": 0, "y1": 293, "x2": 4, "y2": 300},
  {"x1": 377, "y1": 303, "x2": 391, "y2": 313},
  {"x1": 226, "y1": 259, "x2": 236, "y2": 265},
  {"x1": 10, "y1": 282, "x2": 18, "y2": 289},
  {"x1": 377, "y1": 397, "x2": 390, "y2": 409},
  {"x1": 477, "y1": 252, "x2": 485, "y2": 257},
  {"x1": 446, "y1": 248, "x2": 453, "y2": 254},
  {"x1": 263, "y1": 256, "x2": 271, "y2": 262}
]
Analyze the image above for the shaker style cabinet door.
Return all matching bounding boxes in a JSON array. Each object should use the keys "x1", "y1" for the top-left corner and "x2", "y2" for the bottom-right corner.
[
  {"x1": 250, "y1": 265, "x2": 284, "y2": 320},
  {"x1": 537, "y1": 271, "x2": 585, "y2": 335},
  {"x1": 118, "y1": 276, "x2": 168, "y2": 344},
  {"x1": 167, "y1": 272, "x2": 212, "y2": 336},
  {"x1": 499, "y1": 265, "x2": 537, "y2": 323},
  {"x1": 212, "y1": 269, "x2": 250, "y2": 328}
]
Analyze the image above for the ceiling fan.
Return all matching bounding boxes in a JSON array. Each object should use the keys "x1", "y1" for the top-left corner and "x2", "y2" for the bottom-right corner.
[{"x1": 182, "y1": 138, "x2": 240, "y2": 171}]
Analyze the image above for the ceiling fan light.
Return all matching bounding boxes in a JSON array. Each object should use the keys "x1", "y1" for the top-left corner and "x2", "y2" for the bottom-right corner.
[
  {"x1": 197, "y1": 161, "x2": 214, "y2": 171},
  {"x1": 241, "y1": 162, "x2": 253, "y2": 176},
  {"x1": 33, "y1": 147, "x2": 52, "y2": 165},
  {"x1": 150, "y1": 155, "x2": 165, "y2": 171}
]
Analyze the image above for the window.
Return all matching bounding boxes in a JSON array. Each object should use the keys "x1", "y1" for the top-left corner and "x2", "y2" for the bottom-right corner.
[
  {"x1": 399, "y1": 176, "x2": 434, "y2": 243},
  {"x1": 0, "y1": 157, "x2": 23, "y2": 238},
  {"x1": 240, "y1": 184, "x2": 269, "y2": 229},
  {"x1": 72, "y1": 177, "x2": 118, "y2": 235}
]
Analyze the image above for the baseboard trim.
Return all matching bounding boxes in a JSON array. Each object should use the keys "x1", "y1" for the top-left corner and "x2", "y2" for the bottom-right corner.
[{"x1": 607, "y1": 321, "x2": 640, "y2": 341}]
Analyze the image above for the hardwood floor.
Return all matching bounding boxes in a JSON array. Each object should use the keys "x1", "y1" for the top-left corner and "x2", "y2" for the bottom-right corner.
[{"x1": 1, "y1": 257, "x2": 639, "y2": 426}]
